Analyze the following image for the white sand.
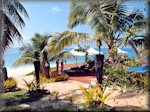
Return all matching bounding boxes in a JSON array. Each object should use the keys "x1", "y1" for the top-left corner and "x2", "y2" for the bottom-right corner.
[{"x1": 7, "y1": 65, "x2": 34, "y2": 77}]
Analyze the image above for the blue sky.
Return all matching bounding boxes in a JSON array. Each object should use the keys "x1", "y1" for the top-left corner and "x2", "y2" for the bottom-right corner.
[{"x1": 11, "y1": 0, "x2": 148, "y2": 48}]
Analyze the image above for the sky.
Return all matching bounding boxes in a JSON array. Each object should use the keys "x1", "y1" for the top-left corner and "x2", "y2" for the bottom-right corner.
[{"x1": 10, "y1": 0, "x2": 148, "y2": 48}]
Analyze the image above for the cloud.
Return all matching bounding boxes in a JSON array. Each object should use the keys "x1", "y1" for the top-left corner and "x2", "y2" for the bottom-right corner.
[
  {"x1": 48, "y1": 6, "x2": 61, "y2": 13},
  {"x1": 52, "y1": 6, "x2": 61, "y2": 12}
]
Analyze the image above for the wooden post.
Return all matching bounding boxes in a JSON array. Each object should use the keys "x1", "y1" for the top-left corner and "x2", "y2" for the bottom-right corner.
[
  {"x1": 56, "y1": 59, "x2": 59, "y2": 75},
  {"x1": 34, "y1": 52, "x2": 40, "y2": 90},
  {"x1": 94, "y1": 54, "x2": 104, "y2": 84},
  {"x1": 61, "y1": 59, "x2": 64, "y2": 73}
]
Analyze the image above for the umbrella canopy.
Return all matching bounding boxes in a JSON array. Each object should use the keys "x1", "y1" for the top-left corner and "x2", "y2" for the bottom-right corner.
[
  {"x1": 117, "y1": 48, "x2": 128, "y2": 54},
  {"x1": 70, "y1": 47, "x2": 85, "y2": 56},
  {"x1": 87, "y1": 47, "x2": 103, "y2": 55},
  {"x1": 70, "y1": 47, "x2": 85, "y2": 67}
]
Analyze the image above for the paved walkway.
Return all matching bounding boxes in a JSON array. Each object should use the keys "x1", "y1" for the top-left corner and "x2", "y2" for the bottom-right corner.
[
  {"x1": 69, "y1": 76, "x2": 95, "y2": 83},
  {"x1": 13, "y1": 75, "x2": 149, "y2": 111}
]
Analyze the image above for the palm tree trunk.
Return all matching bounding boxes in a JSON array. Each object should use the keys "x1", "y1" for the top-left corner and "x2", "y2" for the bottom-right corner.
[
  {"x1": 2, "y1": 67, "x2": 8, "y2": 81},
  {"x1": 108, "y1": 43, "x2": 115, "y2": 61},
  {"x1": 0, "y1": 0, "x2": 5, "y2": 107},
  {"x1": 61, "y1": 59, "x2": 64, "y2": 74},
  {"x1": 128, "y1": 40, "x2": 141, "y2": 60},
  {"x1": 40, "y1": 61, "x2": 50, "y2": 78}
]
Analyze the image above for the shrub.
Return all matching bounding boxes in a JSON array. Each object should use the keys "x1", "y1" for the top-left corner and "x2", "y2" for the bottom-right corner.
[
  {"x1": 23, "y1": 79, "x2": 45, "y2": 92},
  {"x1": 39, "y1": 73, "x2": 69, "y2": 83},
  {"x1": 4, "y1": 77, "x2": 17, "y2": 89},
  {"x1": 133, "y1": 73, "x2": 150, "y2": 92},
  {"x1": 103, "y1": 65, "x2": 138, "y2": 90},
  {"x1": 79, "y1": 85, "x2": 110, "y2": 108},
  {"x1": 23, "y1": 80, "x2": 37, "y2": 92},
  {"x1": 124, "y1": 57, "x2": 140, "y2": 67},
  {"x1": 53, "y1": 74, "x2": 69, "y2": 82},
  {"x1": 39, "y1": 74, "x2": 56, "y2": 83}
]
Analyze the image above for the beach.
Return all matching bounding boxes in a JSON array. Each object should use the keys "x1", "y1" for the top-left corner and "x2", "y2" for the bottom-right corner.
[
  {"x1": 7, "y1": 65, "x2": 34, "y2": 77},
  {"x1": 7, "y1": 63, "x2": 84, "y2": 77}
]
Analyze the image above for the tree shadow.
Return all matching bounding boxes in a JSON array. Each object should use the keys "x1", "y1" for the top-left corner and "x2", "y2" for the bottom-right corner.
[
  {"x1": 113, "y1": 91, "x2": 142, "y2": 99},
  {"x1": 4, "y1": 90, "x2": 50, "y2": 106},
  {"x1": 114, "y1": 105, "x2": 147, "y2": 112}
]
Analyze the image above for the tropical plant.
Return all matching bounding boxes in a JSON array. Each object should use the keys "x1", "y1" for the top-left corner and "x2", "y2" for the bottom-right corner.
[
  {"x1": 102, "y1": 65, "x2": 138, "y2": 90},
  {"x1": 53, "y1": 91, "x2": 59, "y2": 100},
  {"x1": 122, "y1": 27, "x2": 148, "y2": 60},
  {"x1": 0, "y1": 0, "x2": 28, "y2": 91},
  {"x1": 13, "y1": 33, "x2": 52, "y2": 78},
  {"x1": 23, "y1": 79, "x2": 45, "y2": 92},
  {"x1": 47, "y1": 30, "x2": 92, "y2": 55},
  {"x1": 39, "y1": 73, "x2": 68, "y2": 83},
  {"x1": 133, "y1": 73, "x2": 150, "y2": 92},
  {"x1": 65, "y1": 94, "x2": 75, "y2": 102},
  {"x1": 79, "y1": 85, "x2": 110, "y2": 108},
  {"x1": 4, "y1": 77, "x2": 17, "y2": 89},
  {"x1": 13, "y1": 33, "x2": 50, "y2": 67},
  {"x1": 39, "y1": 74, "x2": 56, "y2": 83},
  {"x1": 124, "y1": 57, "x2": 140, "y2": 67},
  {"x1": 0, "y1": 0, "x2": 29, "y2": 51},
  {"x1": 67, "y1": 0, "x2": 144, "y2": 60},
  {"x1": 79, "y1": 85, "x2": 95, "y2": 107},
  {"x1": 23, "y1": 80, "x2": 38, "y2": 92}
]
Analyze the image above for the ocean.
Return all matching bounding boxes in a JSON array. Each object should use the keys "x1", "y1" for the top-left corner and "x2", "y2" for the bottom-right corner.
[{"x1": 4, "y1": 47, "x2": 137, "y2": 68}]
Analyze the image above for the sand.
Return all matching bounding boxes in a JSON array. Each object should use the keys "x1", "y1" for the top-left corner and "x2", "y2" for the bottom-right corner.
[
  {"x1": 5, "y1": 62, "x2": 150, "y2": 111},
  {"x1": 7, "y1": 63, "x2": 84, "y2": 77},
  {"x1": 12, "y1": 75, "x2": 150, "y2": 111}
]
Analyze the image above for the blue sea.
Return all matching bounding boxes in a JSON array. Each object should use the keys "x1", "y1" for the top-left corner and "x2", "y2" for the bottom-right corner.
[{"x1": 3, "y1": 47, "x2": 137, "y2": 68}]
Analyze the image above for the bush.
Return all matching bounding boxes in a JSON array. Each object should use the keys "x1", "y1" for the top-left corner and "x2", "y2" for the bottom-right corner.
[
  {"x1": 23, "y1": 79, "x2": 46, "y2": 92},
  {"x1": 133, "y1": 73, "x2": 150, "y2": 93},
  {"x1": 40, "y1": 75, "x2": 56, "y2": 83},
  {"x1": 102, "y1": 65, "x2": 138, "y2": 90},
  {"x1": 39, "y1": 73, "x2": 69, "y2": 83},
  {"x1": 124, "y1": 57, "x2": 140, "y2": 67},
  {"x1": 4, "y1": 77, "x2": 17, "y2": 89},
  {"x1": 79, "y1": 84, "x2": 110, "y2": 108},
  {"x1": 53, "y1": 74, "x2": 69, "y2": 82}
]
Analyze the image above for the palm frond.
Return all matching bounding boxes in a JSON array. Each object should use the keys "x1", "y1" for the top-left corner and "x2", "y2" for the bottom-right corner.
[
  {"x1": 2, "y1": 12, "x2": 22, "y2": 51},
  {"x1": 12, "y1": 53, "x2": 35, "y2": 68},
  {"x1": 53, "y1": 31, "x2": 92, "y2": 55}
]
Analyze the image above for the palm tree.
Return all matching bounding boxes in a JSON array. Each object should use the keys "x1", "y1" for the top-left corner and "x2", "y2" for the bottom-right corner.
[
  {"x1": 0, "y1": 0, "x2": 28, "y2": 89},
  {"x1": 13, "y1": 33, "x2": 51, "y2": 77},
  {"x1": 122, "y1": 17, "x2": 150, "y2": 60},
  {"x1": 1, "y1": 0, "x2": 29, "y2": 51},
  {"x1": 67, "y1": 0, "x2": 144, "y2": 60},
  {"x1": 47, "y1": 30, "x2": 93, "y2": 55}
]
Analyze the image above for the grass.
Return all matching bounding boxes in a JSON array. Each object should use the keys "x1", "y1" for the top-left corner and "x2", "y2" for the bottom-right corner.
[
  {"x1": 25, "y1": 71, "x2": 34, "y2": 76},
  {"x1": 2, "y1": 89, "x2": 26, "y2": 101},
  {"x1": 0, "y1": 106, "x2": 31, "y2": 112}
]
